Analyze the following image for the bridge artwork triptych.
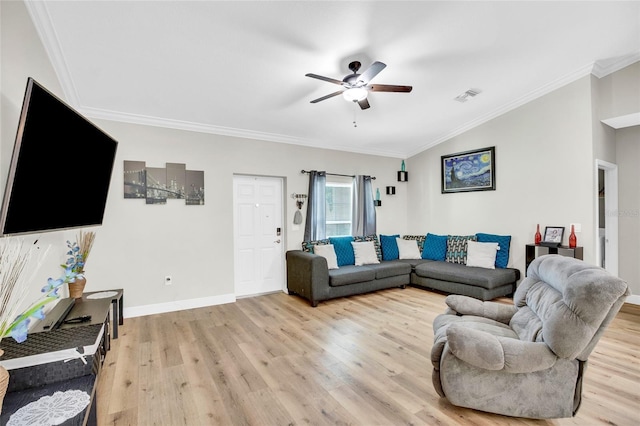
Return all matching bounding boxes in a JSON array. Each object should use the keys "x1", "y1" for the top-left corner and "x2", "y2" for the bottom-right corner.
[{"x1": 123, "y1": 160, "x2": 204, "y2": 205}]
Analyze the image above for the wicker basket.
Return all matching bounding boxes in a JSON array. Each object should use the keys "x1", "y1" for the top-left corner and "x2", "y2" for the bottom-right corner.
[{"x1": 0, "y1": 349, "x2": 9, "y2": 415}]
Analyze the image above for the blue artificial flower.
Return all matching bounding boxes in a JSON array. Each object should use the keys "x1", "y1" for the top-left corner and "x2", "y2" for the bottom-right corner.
[
  {"x1": 10, "y1": 318, "x2": 30, "y2": 343},
  {"x1": 42, "y1": 277, "x2": 63, "y2": 293},
  {"x1": 61, "y1": 266, "x2": 78, "y2": 283},
  {"x1": 31, "y1": 306, "x2": 45, "y2": 320}
]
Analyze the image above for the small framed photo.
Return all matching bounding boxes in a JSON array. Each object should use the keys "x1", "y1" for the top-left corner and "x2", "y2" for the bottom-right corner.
[{"x1": 543, "y1": 226, "x2": 565, "y2": 244}]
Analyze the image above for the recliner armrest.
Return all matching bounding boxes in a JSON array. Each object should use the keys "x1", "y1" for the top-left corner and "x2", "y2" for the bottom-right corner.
[
  {"x1": 445, "y1": 294, "x2": 516, "y2": 324},
  {"x1": 446, "y1": 323, "x2": 557, "y2": 373}
]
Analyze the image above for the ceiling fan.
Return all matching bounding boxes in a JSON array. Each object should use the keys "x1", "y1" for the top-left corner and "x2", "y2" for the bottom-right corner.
[{"x1": 305, "y1": 60, "x2": 413, "y2": 110}]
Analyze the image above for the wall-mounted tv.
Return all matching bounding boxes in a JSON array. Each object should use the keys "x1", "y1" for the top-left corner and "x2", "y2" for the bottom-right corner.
[{"x1": 0, "y1": 77, "x2": 118, "y2": 236}]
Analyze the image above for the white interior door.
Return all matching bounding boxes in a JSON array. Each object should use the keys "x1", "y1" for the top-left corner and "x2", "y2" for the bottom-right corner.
[
  {"x1": 233, "y1": 175, "x2": 284, "y2": 297},
  {"x1": 596, "y1": 160, "x2": 619, "y2": 276}
]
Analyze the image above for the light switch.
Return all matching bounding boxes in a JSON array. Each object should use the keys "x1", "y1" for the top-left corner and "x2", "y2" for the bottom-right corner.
[{"x1": 570, "y1": 223, "x2": 581, "y2": 232}]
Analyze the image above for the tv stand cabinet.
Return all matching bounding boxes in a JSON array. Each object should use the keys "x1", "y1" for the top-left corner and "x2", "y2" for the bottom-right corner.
[{"x1": 0, "y1": 297, "x2": 113, "y2": 425}]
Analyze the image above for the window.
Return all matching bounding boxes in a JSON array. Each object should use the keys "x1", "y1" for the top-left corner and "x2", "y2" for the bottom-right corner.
[{"x1": 326, "y1": 180, "x2": 352, "y2": 237}]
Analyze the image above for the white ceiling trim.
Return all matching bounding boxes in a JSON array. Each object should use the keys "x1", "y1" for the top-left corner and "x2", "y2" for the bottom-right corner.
[
  {"x1": 82, "y1": 106, "x2": 406, "y2": 159},
  {"x1": 25, "y1": 0, "x2": 81, "y2": 107},
  {"x1": 592, "y1": 51, "x2": 640, "y2": 78},
  {"x1": 25, "y1": 2, "x2": 640, "y2": 159}
]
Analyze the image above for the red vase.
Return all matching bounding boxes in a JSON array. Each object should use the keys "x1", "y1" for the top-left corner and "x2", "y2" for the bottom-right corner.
[
  {"x1": 534, "y1": 224, "x2": 542, "y2": 245},
  {"x1": 569, "y1": 225, "x2": 577, "y2": 248}
]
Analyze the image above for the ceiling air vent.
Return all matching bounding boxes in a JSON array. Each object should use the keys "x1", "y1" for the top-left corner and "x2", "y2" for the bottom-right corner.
[{"x1": 454, "y1": 88, "x2": 481, "y2": 103}]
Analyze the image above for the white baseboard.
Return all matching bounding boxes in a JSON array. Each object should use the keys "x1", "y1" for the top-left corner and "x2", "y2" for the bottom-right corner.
[
  {"x1": 122, "y1": 293, "x2": 236, "y2": 318},
  {"x1": 625, "y1": 294, "x2": 640, "y2": 305}
]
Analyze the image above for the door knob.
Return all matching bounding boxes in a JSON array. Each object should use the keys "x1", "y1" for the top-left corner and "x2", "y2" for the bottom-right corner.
[{"x1": 274, "y1": 239, "x2": 281, "y2": 244}]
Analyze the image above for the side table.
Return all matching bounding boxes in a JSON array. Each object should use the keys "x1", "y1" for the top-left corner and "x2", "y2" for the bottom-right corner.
[{"x1": 83, "y1": 289, "x2": 124, "y2": 339}]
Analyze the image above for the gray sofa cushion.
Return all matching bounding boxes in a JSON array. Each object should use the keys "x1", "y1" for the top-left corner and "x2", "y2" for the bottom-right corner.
[
  {"x1": 329, "y1": 265, "x2": 376, "y2": 286},
  {"x1": 365, "y1": 261, "x2": 412, "y2": 279},
  {"x1": 414, "y1": 261, "x2": 516, "y2": 290}
]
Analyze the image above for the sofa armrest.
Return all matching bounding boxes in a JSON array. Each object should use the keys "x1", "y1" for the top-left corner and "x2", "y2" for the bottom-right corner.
[
  {"x1": 446, "y1": 324, "x2": 557, "y2": 373},
  {"x1": 286, "y1": 250, "x2": 330, "y2": 306},
  {"x1": 445, "y1": 294, "x2": 516, "y2": 324}
]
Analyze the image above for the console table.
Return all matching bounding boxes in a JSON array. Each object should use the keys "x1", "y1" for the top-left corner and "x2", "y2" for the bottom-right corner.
[
  {"x1": 525, "y1": 244, "x2": 584, "y2": 276},
  {"x1": 83, "y1": 289, "x2": 123, "y2": 339},
  {"x1": 0, "y1": 296, "x2": 114, "y2": 425}
]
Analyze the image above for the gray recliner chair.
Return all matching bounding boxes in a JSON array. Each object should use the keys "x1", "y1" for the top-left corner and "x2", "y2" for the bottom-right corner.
[{"x1": 431, "y1": 254, "x2": 629, "y2": 419}]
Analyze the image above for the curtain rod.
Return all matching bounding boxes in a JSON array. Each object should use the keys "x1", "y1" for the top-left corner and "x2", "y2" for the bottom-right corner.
[{"x1": 301, "y1": 170, "x2": 376, "y2": 180}]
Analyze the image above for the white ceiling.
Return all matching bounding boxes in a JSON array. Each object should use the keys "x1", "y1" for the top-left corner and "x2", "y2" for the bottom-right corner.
[{"x1": 26, "y1": 1, "x2": 640, "y2": 158}]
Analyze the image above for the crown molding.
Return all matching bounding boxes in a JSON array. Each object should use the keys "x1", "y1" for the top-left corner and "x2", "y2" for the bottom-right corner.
[
  {"x1": 82, "y1": 107, "x2": 406, "y2": 159},
  {"x1": 591, "y1": 51, "x2": 640, "y2": 78},
  {"x1": 24, "y1": 0, "x2": 81, "y2": 108}
]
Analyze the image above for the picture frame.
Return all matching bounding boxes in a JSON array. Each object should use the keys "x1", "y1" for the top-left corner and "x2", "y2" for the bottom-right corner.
[
  {"x1": 441, "y1": 146, "x2": 496, "y2": 193},
  {"x1": 543, "y1": 226, "x2": 565, "y2": 244}
]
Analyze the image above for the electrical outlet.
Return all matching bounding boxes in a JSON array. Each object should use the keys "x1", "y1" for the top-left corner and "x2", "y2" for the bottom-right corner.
[
  {"x1": 165, "y1": 275, "x2": 172, "y2": 286},
  {"x1": 570, "y1": 223, "x2": 582, "y2": 232}
]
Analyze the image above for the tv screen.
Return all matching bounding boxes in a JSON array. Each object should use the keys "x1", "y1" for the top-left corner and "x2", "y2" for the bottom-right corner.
[{"x1": 0, "y1": 77, "x2": 118, "y2": 236}]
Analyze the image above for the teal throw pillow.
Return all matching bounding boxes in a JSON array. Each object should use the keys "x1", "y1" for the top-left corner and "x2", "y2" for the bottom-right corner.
[
  {"x1": 329, "y1": 236, "x2": 355, "y2": 266},
  {"x1": 476, "y1": 233, "x2": 511, "y2": 268},
  {"x1": 380, "y1": 234, "x2": 400, "y2": 260},
  {"x1": 422, "y1": 233, "x2": 448, "y2": 261}
]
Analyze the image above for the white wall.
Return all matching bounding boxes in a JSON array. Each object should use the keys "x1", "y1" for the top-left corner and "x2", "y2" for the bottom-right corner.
[
  {"x1": 1, "y1": 0, "x2": 408, "y2": 313},
  {"x1": 406, "y1": 76, "x2": 596, "y2": 276},
  {"x1": 2, "y1": 0, "x2": 637, "y2": 315},
  {"x1": 1, "y1": 0, "x2": 72, "y2": 310},
  {"x1": 616, "y1": 126, "x2": 640, "y2": 300},
  {"x1": 88, "y1": 119, "x2": 408, "y2": 309}
]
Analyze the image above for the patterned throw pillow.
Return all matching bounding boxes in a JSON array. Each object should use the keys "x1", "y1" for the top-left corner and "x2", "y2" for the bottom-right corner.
[
  {"x1": 379, "y1": 234, "x2": 400, "y2": 261},
  {"x1": 301, "y1": 239, "x2": 330, "y2": 253},
  {"x1": 422, "y1": 233, "x2": 448, "y2": 261},
  {"x1": 354, "y1": 234, "x2": 382, "y2": 262},
  {"x1": 402, "y1": 235, "x2": 426, "y2": 253},
  {"x1": 445, "y1": 235, "x2": 477, "y2": 264},
  {"x1": 329, "y1": 236, "x2": 356, "y2": 266},
  {"x1": 476, "y1": 233, "x2": 511, "y2": 268}
]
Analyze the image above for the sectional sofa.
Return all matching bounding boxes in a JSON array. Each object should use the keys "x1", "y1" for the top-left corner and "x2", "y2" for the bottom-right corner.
[{"x1": 286, "y1": 233, "x2": 521, "y2": 307}]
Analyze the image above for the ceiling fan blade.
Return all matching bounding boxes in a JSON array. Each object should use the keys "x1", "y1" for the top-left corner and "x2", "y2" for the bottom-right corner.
[
  {"x1": 369, "y1": 84, "x2": 413, "y2": 93},
  {"x1": 310, "y1": 90, "x2": 344, "y2": 103},
  {"x1": 305, "y1": 73, "x2": 344, "y2": 85},
  {"x1": 358, "y1": 98, "x2": 370, "y2": 110},
  {"x1": 356, "y1": 61, "x2": 386, "y2": 85}
]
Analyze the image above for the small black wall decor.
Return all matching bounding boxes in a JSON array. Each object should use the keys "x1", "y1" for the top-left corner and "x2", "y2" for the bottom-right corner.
[{"x1": 123, "y1": 160, "x2": 204, "y2": 205}]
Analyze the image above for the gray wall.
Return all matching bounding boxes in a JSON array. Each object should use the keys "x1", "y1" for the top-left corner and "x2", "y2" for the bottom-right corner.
[
  {"x1": 616, "y1": 126, "x2": 640, "y2": 299},
  {"x1": 2, "y1": 0, "x2": 638, "y2": 312},
  {"x1": 406, "y1": 76, "x2": 596, "y2": 274},
  {"x1": 1, "y1": 0, "x2": 407, "y2": 312}
]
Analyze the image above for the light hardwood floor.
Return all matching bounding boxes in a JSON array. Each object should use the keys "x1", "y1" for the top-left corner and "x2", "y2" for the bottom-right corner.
[{"x1": 96, "y1": 287, "x2": 640, "y2": 425}]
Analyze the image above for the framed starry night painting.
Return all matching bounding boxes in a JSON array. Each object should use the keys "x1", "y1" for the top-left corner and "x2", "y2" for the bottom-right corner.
[{"x1": 441, "y1": 146, "x2": 495, "y2": 193}]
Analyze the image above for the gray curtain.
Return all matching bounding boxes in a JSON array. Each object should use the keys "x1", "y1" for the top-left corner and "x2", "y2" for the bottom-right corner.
[
  {"x1": 352, "y1": 175, "x2": 376, "y2": 236},
  {"x1": 304, "y1": 171, "x2": 326, "y2": 241}
]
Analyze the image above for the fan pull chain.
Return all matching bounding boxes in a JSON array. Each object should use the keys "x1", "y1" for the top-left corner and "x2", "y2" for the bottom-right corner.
[{"x1": 353, "y1": 101, "x2": 358, "y2": 127}]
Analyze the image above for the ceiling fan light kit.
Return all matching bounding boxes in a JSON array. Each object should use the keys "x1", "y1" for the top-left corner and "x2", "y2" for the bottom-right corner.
[
  {"x1": 306, "y1": 60, "x2": 412, "y2": 111},
  {"x1": 343, "y1": 87, "x2": 368, "y2": 102}
]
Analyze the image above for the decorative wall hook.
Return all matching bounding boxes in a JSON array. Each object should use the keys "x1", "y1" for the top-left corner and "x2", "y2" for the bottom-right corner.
[{"x1": 291, "y1": 193, "x2": 308, "y2": 209}]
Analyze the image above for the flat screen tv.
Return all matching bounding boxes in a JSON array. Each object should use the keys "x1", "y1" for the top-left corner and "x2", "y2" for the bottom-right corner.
[{"x1": 0, "y1": 77, "x2": 118, "y2": 236}]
